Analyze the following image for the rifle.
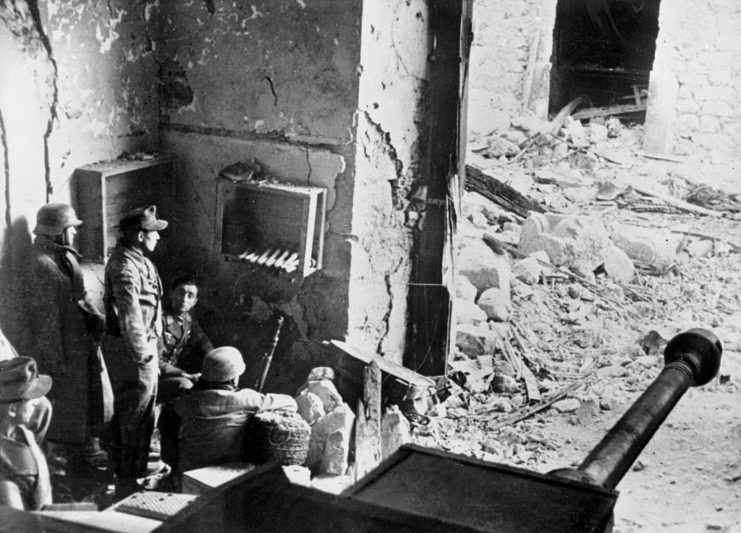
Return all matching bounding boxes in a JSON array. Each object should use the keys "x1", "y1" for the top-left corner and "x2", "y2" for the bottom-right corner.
[{"x1": 256, "y1": 315, "x2": 285, "y2": 392}]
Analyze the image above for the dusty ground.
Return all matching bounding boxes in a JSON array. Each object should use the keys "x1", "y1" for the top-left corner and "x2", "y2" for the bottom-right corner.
[{"x1": 414, "y1": 115, "x2": 741, "y2": 532}]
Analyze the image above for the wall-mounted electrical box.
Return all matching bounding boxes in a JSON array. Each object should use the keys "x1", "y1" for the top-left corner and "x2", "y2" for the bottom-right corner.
[
  {"x1": 214, "y1": 177, "x2": 326, "y2": 278},
  {"x1": 73, "y1": 154, "x2": 175, "y2": 261}
]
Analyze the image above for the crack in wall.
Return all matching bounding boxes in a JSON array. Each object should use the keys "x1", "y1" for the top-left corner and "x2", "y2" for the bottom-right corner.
[
  {"x1": 361, "y1": 110, "x2": 406, "y2": 209},
  {"x1": 0, "y1": 110, "x2": 10, "y2": 232},
  {"x1": 376, "y1": 257, "x2": 404, "y2": 355},
  {"x1": 264, "y1": 75, "x2": 278, "y2": 106},
  {"x1": 141, "y1": 1, "x2": 154, "y2": 53},
  {"x1": 27, "y1": 0, "x2": 58, "y2": 200}
]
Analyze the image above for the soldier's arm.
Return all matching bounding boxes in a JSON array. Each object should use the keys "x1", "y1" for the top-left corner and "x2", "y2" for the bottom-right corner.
[
  {"x1": 110, "y1": 263, "x2": 155, "y2": 363},
  {"x1": 236, "y1": 389, "x2": 298, "y2": 413}
]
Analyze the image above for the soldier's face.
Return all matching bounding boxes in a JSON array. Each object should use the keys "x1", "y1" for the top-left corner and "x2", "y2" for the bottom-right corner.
[
  {"x1": 62, "y1": 226, "x2": 77, "y2": 247},
  {"x1": 10, "y1": 398, "x2": 37, "y2": 426},
  {"x1": 140, "y1": 230, "x2": 160, "y2": 253},
  {"x1": 171, "y1": 283, "x2": 198, "y2": 314}
]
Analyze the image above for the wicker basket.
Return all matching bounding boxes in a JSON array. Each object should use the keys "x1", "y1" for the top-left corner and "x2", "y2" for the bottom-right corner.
[{"x1": 245, "y1": 411, "x2": 311, "y2": 466}]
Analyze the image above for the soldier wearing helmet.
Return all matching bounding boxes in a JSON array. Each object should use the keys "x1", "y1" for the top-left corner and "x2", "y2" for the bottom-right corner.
[
  {"x1": 166, "y1": 346, "x2": 297, "y2": 476},
  {"x1": 17, "y1": 203, "x2": 112, "y2": 471}
]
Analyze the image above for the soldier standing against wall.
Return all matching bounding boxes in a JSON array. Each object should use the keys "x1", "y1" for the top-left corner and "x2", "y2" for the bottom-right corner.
[
  {"x1": 19, "y1": 204, "x2": 112, "y2": 470},
  {"x1": 103, "y1": 205, "x2": 167, "y2": 498}
]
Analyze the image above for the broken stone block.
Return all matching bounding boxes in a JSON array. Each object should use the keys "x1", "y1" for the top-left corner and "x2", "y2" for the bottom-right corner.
[
  {"x1": 610, "y1": 224, "x2": 682, "y2": 271},
  {"x1": 638, "y1": 329, "x2": 671, "y2": 356},
  {"x1": 512, "y1": 256, "x2": 542, "y2": 285},
  {"x1": 458, "y1": 238, "x2": 511, "y2": 294},
  {"x1": 597, "y1": 365, "x2": 627, "y2": 378},
  {"x1": 602, "y1": 245, "x2": 636, "y2": 284},
  {"x1": 564, "y1": 117, "x2": 589, "y2": 147},
  {"x1": 455, "y1": 298, "x2": 487, "y2": 325},
  {"x1": 477, "y1": 287, "x2": 511, "y2": 322},
  {"x1": 686, "y1": 239, "x2": 714, "y2": 258},
  {"x1": 302, "y1": 379, "x2": 343, "y2": 414},
  {"x1": 306, "y1": 402, "x2": 355, "y2": 476},
  {"x1": 455, "y1": 324, "x2": 499, "y2": 356},
  {"x1": 588, "y1": 123, "x2": 608, "y2": 143},
  {"x1": 295, "y1": 390, "x2": 325, "y2": 426},
  {"x1": 553, "y1": 398, "x2": 581, "y2": 413},
  {"x1": 467, "y1": 210, "x2": 490, "y2": 230},
  {"x1": 456, "y1": 274, "x2": 478, "y2": 301},
  {"x1": 519, "y1": 213, "x2": 612, "y2": 277},
  {"x1": 381, "y1": 406, "x2": 411, "y2": 460},
  {"x1": 491, "y1": 374, "x2": 518, "y2": 394}
]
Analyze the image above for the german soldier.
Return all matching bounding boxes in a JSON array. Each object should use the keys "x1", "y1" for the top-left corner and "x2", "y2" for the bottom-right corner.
[{"x1": 103, "y1": 205, "x2": 167, "y2": 498}]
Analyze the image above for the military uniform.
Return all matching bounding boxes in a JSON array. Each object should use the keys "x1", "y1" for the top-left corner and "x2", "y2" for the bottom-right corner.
[
  {"x1": 0, "y1": 426, "x2": 52, "y2": 510},
  {"x1": 19, "y1": 236, "x2": 112, "y2": 445},
  {"x1": 103, "y1": 208, "x2": 166, "y2": 489},
  {"x1": 0, "y1": 357, "x2": 53, "y2": 510}
]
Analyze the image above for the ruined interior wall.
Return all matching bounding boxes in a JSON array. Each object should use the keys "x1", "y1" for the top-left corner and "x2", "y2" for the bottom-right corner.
[
  {"x1": 652, "y1": 0, "x2": 741, "y2": 156},
  {"x1": 467, "y1": 0, "x2": 557, "y2": 139},
  {"x1": 347, "y1": 0, "x2": 431, "y2": 363},
  {"x1": 155, "y1": 1, "x2": 361, "y2": 358},
  {"x1": 0, "y1": 0, "x2": 158, "y2": 338}
]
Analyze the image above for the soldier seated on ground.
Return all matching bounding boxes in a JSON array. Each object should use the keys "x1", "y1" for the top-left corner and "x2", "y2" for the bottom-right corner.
[
  {"x1": 158, "y1": 275, "x2": 214, "y2": 403},
  {"x1": 0, "y1": 357, "x2": 53, "y2": 510},
  {"x1": 159, "y1": 347, "x2": 296, "y2": 478}
]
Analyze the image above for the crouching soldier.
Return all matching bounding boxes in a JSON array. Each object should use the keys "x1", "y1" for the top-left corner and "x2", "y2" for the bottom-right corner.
[
  {"x1": 164, "y1": 347, "x2": 296, "y2": 476},
  {"x1": 0, "y1": 357, "x2": 53, "y2": 510}
]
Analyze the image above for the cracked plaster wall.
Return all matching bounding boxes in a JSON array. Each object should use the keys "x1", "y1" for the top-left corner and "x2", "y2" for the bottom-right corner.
[
  {"x1": 346, "y1": 0, "x2": 432, "y2": 363},
  {"x1": 0, "y1": 0, "x2": 159, "y2": 337},
  {"x1": 154, "y1": 0, "x2": 363, "y2": 351}
]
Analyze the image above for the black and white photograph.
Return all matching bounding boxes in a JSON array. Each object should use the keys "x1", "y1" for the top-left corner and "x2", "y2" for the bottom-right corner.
[{"x1": 0, "y1": 0, "x2": 739, "y2": 531}]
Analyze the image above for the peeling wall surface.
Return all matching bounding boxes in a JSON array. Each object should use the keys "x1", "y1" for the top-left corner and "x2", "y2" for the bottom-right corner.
[
  {"x1": 155, "y1": 0, "x2": 363, "y2": 353},
  {"x1": 652, "y1": 0, "x2": 741, "y2": 156},
  {"x1": 467, "y1": 0, "x2": 556, "y2": 138},
  {"x1": 348, "y1": 0, "x2": 431, "y2": 363},
  {"x1": 0, "y1": 0, "x2": 438, "y2": 368},
  {"x1": 0, "y1": 0, "x2": 159, "y2": 336},
  {"x1": 156, "y1": 0, "x2": 359, "y2": 143}
]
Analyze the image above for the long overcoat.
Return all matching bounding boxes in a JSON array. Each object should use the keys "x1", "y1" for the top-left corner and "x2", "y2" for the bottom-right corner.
[{"x1": 19, "y1": 237, "x2": 113, "y2": 444}]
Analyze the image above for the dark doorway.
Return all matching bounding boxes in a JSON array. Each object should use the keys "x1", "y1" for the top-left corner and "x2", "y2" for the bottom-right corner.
[{"x1": 549, "y1": 0, "x2": 662, "y2": 121}]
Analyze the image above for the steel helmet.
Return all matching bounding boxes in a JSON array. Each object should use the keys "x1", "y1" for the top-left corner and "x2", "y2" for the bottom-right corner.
[
  {"x1": 34, "y1": 203, "x2": 82, "y2": 236},
  {"x1": 202, "y1": 346, "x2": 246, "y2": 382}
]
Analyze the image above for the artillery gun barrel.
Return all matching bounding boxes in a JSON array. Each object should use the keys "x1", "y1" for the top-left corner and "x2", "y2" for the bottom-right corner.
[{"x1": 554, "y1": 328, "x2": 722, "y2": 490}]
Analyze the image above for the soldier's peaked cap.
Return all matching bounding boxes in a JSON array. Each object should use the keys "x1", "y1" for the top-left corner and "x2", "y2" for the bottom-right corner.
[{"x1": 119, "y1": 205, "x2": 168, "y2": 232}]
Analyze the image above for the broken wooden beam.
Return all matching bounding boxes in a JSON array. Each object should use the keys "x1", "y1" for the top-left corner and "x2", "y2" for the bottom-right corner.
[
  {"x1": 571, "y1": 102, "x2": 646, "y2": 121},
  {"x1": 328, "y1": 340, "x2": 435, "y2": 390},
  {"x1": 464, "y1": 164, "x2": 545, "y2": 219},
  {"x1": 355, "y1": 361, "x2": 382, "y2": 481}
]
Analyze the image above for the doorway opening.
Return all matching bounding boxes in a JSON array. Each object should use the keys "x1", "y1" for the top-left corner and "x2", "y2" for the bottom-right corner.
[{"x1": 549, "y1": 0, "x2": 662, "y2": 122}]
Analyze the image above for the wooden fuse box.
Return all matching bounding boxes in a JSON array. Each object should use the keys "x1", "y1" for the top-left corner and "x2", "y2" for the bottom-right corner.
[
  {"x1": 74, "y1": 154, "x2": 175, "y2": 260},
  {"x1": 214, "y1": 177, "x2": 326, "y2": 278}
]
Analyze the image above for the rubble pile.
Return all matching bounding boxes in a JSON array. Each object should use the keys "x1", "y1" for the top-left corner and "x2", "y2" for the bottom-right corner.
[{"x1": 410, "y1": 115, "x2": 741, "y2": 471}]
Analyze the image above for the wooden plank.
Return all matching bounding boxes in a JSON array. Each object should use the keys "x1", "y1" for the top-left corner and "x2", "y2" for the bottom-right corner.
[
  {"x1": 465, "y1": 164, "x2": 544, "y2": 219},
  {"x1": 329, "y1": 341, "x2": 435, "y2": 389},
  {"x1": 355, "y1": 361, "x2": 382, "y2": 481},
  {"x1": 571, "y1": 102, "x2": 646, "y2": 120}
]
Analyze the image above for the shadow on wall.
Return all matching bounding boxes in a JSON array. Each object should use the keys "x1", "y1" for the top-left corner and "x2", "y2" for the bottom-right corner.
[{"x1": 0, "y1": 217, "x2": 33, "y2": 349}]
